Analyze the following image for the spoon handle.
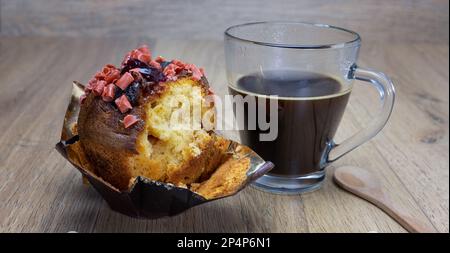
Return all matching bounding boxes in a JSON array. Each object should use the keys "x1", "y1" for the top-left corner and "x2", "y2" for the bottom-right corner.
[{"x1": 374, "y1": 196, "x2": 436, "y2": 233}]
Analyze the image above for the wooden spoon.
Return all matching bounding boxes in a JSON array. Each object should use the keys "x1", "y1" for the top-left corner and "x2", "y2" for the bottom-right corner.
[{"x1": 333, "y1": 165, "x2": 436, "y2": 233}]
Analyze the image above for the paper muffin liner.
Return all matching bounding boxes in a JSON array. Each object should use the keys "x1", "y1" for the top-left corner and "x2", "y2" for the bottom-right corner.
[{"x1": 55, "y1": 82, "x2": 274, "y2": 219}]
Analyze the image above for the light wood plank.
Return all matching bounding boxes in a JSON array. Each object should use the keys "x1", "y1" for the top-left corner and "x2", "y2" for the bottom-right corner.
[{"x1": 1, "y1": 0, "x2": 449, "y2": 43}]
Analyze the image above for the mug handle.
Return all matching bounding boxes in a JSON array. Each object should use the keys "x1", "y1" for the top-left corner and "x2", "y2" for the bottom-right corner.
[{"x1": 327, "y1": 64, "x2": 396, "y2": 162}]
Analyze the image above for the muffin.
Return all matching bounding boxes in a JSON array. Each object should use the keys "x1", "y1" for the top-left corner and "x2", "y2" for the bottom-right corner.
[{"x1": 77, "y1": 45, "x2": 229, "y2": 191}]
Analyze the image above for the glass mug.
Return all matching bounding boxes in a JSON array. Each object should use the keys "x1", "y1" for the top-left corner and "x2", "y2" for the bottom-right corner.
[{"x1": 224, "y1": 22, "x2": 395, "y2": 194}]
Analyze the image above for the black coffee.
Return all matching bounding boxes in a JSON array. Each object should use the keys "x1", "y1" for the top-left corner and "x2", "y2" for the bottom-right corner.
[{"x1": 229, "y1": 70, "x2": 350, "y2": 176}]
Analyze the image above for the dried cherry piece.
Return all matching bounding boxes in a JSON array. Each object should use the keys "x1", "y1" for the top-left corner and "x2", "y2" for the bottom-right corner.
[
  {"x1": 122, "y1": 59, "x2": 166, "y2": 83},
  {"x1": 160, "y1": 61, "x2": 171, "y2": 69},
  {"x1": 125, "y1": 81, "x2": 141, "y2": 106}
]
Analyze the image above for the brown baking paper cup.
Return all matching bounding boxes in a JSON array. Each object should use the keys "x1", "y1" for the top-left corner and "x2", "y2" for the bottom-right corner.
[{"x1": 55, "y1": 82, "x2": 274, "y2": 219}]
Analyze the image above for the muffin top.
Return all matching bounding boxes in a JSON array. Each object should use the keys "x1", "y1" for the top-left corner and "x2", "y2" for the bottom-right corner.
[{"x1": 80, "y1": 45, "x2": 210, "y2": 129}]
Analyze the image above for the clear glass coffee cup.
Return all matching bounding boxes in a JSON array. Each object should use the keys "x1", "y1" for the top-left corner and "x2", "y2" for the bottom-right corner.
[{"x1": 224, "y1": 22, "x2": 395, "y2": 194}]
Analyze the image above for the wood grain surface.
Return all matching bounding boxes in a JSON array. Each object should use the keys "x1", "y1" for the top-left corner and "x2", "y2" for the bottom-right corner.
[
  {"x1": 1, "y1": 0, "x2": 449, "y2": 43},
  {"x1": 0, "y1": 37, "x2": 448, "y2": 232}
]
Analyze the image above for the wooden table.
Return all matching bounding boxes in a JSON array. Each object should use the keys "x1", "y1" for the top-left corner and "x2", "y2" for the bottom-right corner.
[{"x1": 0, "y1": 37, "x2": 448, "y2": 233}]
